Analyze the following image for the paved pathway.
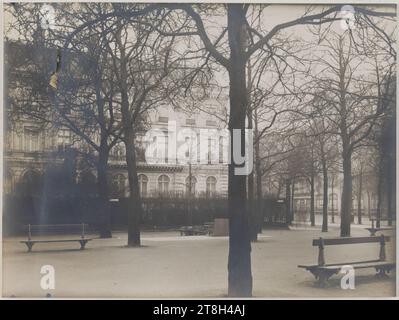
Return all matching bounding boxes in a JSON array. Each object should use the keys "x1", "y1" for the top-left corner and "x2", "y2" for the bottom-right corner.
[{"x1": 2, "y1": 225, "x2": 396, "y2": 298}]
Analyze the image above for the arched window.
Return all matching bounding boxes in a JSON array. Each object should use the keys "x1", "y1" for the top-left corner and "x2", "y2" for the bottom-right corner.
[
  {"x1": 206, "y1": 176, "x2": 217, "y2": 197},
  {"x1": 185, "y1": 176, "x2": 197, "y2": 196},
  {"x1": 112, "y1": 174, "x2": 126, "y2": 198},
  {"x1": 138, "y1": 174, "x2": 148, "y2": 197},
  {"x1": 158, "y1": 175, "x2": 170, "y2": 194}
]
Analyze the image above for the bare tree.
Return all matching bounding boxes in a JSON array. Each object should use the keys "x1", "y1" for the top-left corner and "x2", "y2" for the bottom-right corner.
[
  {"x1": 5, "y1": 3, "x2": 124, "y2": 237},
  {"x1": 14, "y1": 2, "x2": 395, "y2": 297},
  {"x1": 306, "y1": 116, "x2": 339, "y2": 232},
  {"x1": 302, "y1": 28, "x2": 394, "y2": 236},
  {"x1": 245, "y1": 30, "x2": 307, "y2": 240},
  {"x1": 97, "y1": 4, "x2": 194, "y2": 246}
]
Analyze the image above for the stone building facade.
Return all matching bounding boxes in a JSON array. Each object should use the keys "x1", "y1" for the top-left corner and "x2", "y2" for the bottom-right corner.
[
  {"x1": 4, "y1": 40, "x2": 229, "y2": 199},
  {"x1": 4, "y1": 104, "x2": 229, "y2": 199}
]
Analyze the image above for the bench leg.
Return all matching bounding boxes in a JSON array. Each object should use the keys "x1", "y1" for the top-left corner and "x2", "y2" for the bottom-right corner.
[
  {"x1": 79, "y1": 240, "x2": 87, "y2": 250},
  {"x1": 309, "y1": 269, "x2": 338, "y2": 288},
  {"x1": 26, "y1": 242, "x2": 34, "y2": 252},
  {"x1": 317, "y1": 272, "x2": 331, "y2": 288},
  {"x1": 375, "y1": 266, "x2": 393, "y2": 278}
]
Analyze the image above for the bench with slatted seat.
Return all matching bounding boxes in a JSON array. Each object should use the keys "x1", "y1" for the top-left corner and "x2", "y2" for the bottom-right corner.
[
  {"x1": 178, "y1": 225, "x2": 209, "y2": 236},
  {"x1": 365, "y1": 218, "x2": 395, "y2": 236},
  {"x1": 204, "y1": 222, "x2": 215, "y2": 235},
  {"x1": 20, "y1": 223, "x2": 93, "y2": 252},
  {"x1": 298, "y1": 235, "x2": 395, "y2": 287}
]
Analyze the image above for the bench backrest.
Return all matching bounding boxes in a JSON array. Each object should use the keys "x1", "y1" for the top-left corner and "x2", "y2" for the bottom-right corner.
[
  {"x1": 25, "y1": 223, "x2": 89, "y2": 240},
  {"x1": 313, "y1": 235, "x2": 390, "y2": 246},
  {"x1": 312, "y1": 235, "x2": 390, "y2": 266},
  {"x1": 370, "y1": 218, "x2": 396, "y2": 228}
]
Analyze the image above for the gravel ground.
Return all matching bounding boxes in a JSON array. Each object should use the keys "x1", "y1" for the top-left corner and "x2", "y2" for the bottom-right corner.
[{"x1": 2, "y1": 224, "x2": 396, "y2": 298}]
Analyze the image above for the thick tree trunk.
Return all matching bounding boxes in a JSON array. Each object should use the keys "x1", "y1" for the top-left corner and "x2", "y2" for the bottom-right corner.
[
  {"x1": 226, "y1": 4, "x2": 252, "y2": 297},
  {"x1": 187, "y1": 163, "x2": 193, "y2": 226},
  {"x1": 387, "y1": 180, "x2": 393, "y2": 226},
  {"x1": 337, "y1": 40, "x2": 353, "y2": 237},
  {"x1": 247, "y1": 95, "x2": 257, "y2": 242},
  {"x1": 97, "y1": 142, "x2": 112, "y2": 238},
  {"x1": 321, "y1": 159, "x2": 328, "y2": 232},
  {"x1": 340, "y1": 150, "x2": 352, "y2": 237},
  {"x1": 290, "y1": 178, "x2": 295, "y2": 224},
  {"x1": 247, "y1": 70, "x2": 259, "y2": 242},
  {"x1": 248, "y1": 170, "x2": 257, "y2": 242},
  {"x1": 310, "y1": 174, "x2": 315, "y2": 227},
  {"x1": 285, "y1": 179, "x2": 291, "y2": 224},
  {"x1": 386, "y1": 170, "x2": 393, "y2": 226},
  {"x1": 255, "y1": 174, "x2": 263, "y2": 233},
  {"x1": 376, "y1": 163, "x2": 383, "y2": 229},
  {"x1": 357, "y1": 165, "x2": 363, "y2": 225},
  {"x1": 367, "y1": 191, "x2": 371, "y2": 218},
  {"x1": 118, "y1": 27, "x2": 141, "y2": 247},
  {"x1": 91, "y1": 69, "x2": 113, "y2": 238},
  {"x1": 331, "y1": 174, "x2": 335, "y2": 223},
  {"x1": 120, "y1": 64, "x2": 141, "y2": 247},
  {"x1": 124, "y1": 129, "x2": 142, "y2": 247},
  {"x1": 254, "y1": 119, "x2": 263, "y2": 234}
]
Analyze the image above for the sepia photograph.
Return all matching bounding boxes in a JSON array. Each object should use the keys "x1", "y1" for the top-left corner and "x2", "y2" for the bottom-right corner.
[{"x1": 1, "y1": 1, "x2": 397, "y2": 300}]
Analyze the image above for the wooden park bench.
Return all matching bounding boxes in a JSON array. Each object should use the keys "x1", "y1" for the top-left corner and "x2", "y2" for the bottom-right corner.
[
  {"x1": 20, "y1": 223, "x2": 93, "y2": 252},
  {"x1": 298, "y1": 235, "x2": 395, "y2": 287},
  {"x1": 204, "y1": 222, "x2": 215, "y2": 235},
  {"x1": 178, "y1": 225, "x2": 209, "y2": 236},
  {"x1": 365, "y1": 218, "x2": 395, "y2": 236}
]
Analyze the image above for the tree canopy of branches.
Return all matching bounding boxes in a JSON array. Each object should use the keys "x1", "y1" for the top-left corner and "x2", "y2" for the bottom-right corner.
[{"x1": 5, "y1": 2, "x2": 396, "y2": 297}]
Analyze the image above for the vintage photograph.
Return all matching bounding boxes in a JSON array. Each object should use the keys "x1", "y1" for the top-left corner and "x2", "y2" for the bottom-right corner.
[{"x1": 2, "y1": 2, "x2": 397, "y2": 298}]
